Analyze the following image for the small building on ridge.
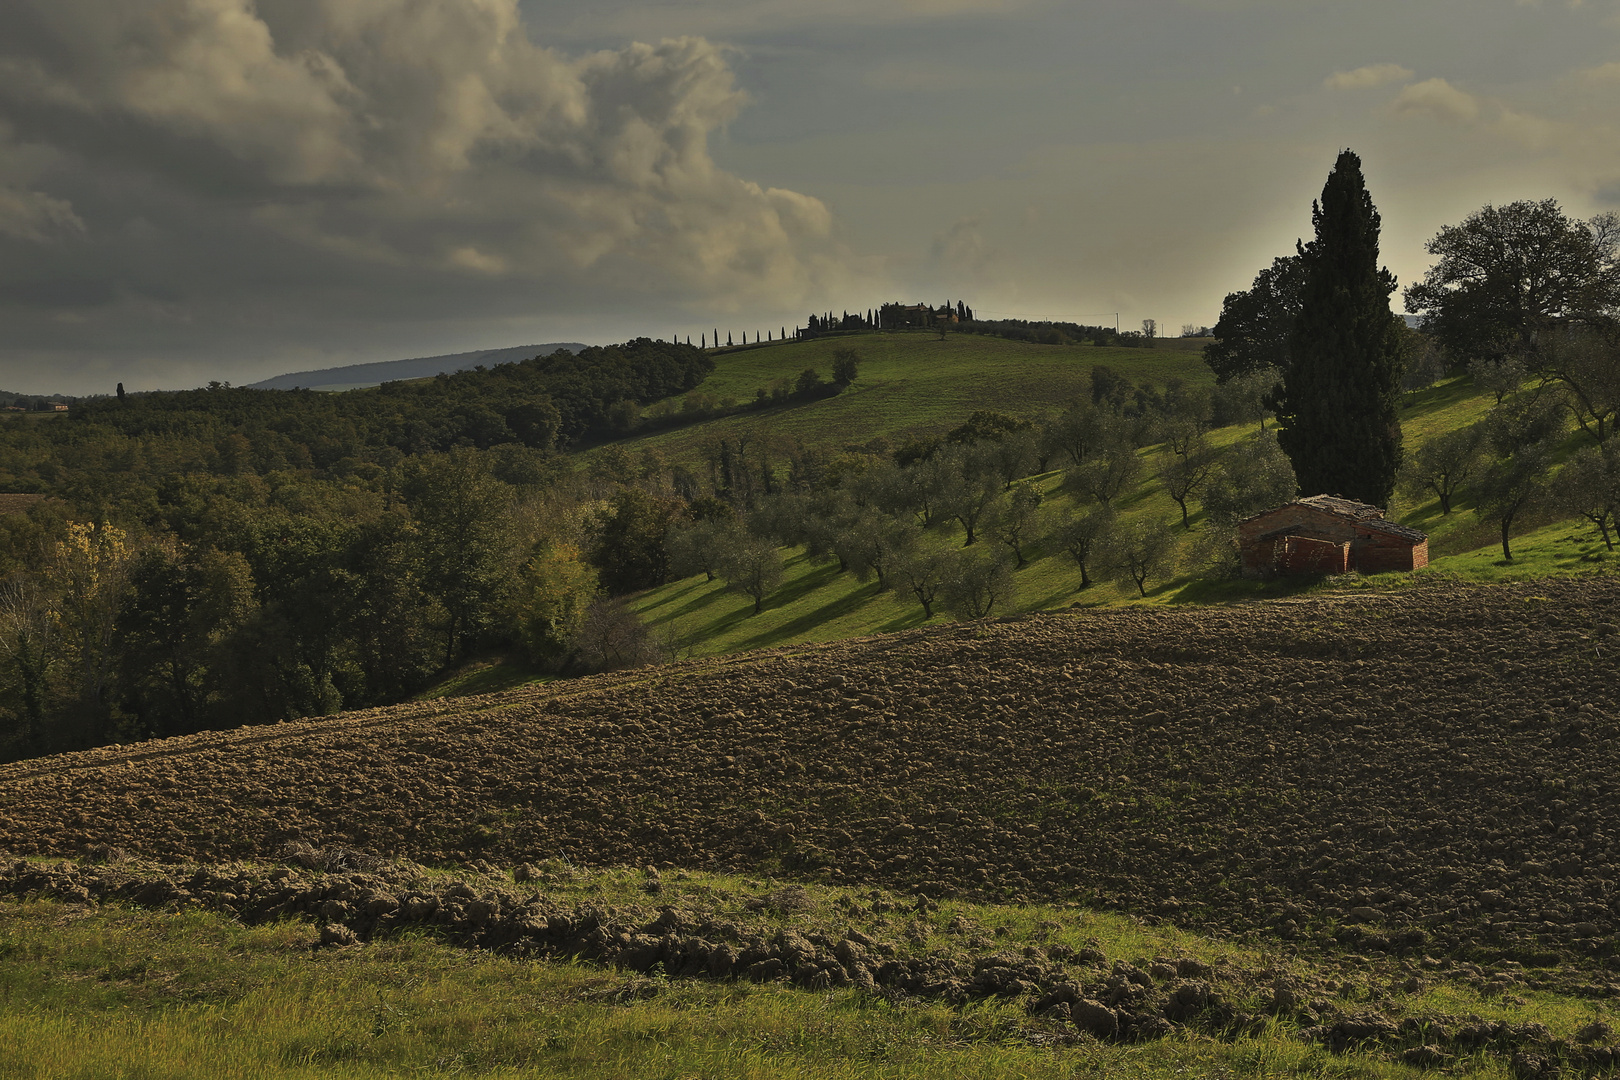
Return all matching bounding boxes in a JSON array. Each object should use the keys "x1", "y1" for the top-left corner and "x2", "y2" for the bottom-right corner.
[{"x1": 1237, "y1": 495, "x2": 1428, "y2": 577}]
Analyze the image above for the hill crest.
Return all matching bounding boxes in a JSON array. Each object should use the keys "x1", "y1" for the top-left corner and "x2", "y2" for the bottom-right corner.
[{"x1": 247, "y1": 342, "x2": 587, "y2": 391}]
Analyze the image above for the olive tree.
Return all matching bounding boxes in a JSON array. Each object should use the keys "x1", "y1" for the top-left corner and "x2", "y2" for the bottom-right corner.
[
  {"x1": 1108, "y1": 521, "x2": 1178, "y2": 597},
  {"x1": 943, "y1": 547, "x2": 1016, "y2": 620},
  {"x1": 1398, "y1": 425, "x2": 1484, "y2": 516},
  {"x1": 1552, "y1": 445, "x2": 1620, "y2": 549}
]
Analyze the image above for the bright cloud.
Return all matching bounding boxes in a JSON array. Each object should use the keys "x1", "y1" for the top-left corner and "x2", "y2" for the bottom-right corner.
[
  {"x1": 1392, "y1": 77, "x2": 1483, "y2": 123},
  {"x1": 1323, "y1": 63, "x2": 1414, "y2": 91},
  {"x1": 1579, "y1": 61, "x2": 1620, "y2": 82}
]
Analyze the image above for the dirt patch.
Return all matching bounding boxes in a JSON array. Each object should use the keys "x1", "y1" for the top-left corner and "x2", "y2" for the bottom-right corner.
[{"x1": 1, "y1": 577, "x2": 1618, "y2": 963}]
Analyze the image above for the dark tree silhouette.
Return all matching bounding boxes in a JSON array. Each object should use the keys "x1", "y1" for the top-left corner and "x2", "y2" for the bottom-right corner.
[
  {"x1": 1270, "y1": 150, "x2": 1406, "y2": 507},
  {"x1": 1203, "y1": 255, "x2": 1306, "y2": 383}
]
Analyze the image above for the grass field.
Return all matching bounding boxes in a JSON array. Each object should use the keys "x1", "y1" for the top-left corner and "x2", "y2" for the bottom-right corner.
[
  {"x1": 3, "y1": 863, "x2": 1600, "y2": 1080},
  {"x1": 425, "y1": 351, "x2": 1620, "y2": 707},
  {"x1": 622, "y1": 332, "x2": 1210, "y2": 462}
]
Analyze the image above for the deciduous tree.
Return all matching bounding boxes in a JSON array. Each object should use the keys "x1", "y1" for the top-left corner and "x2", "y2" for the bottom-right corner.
[
  {"x1": 1552, "y1": 444, "x2": 1620, "y2": 550},
  {"x1": 943, "y1": 547, "x2": 1016, "y2": 619},
  {"x1": 1475, "y1": 443, "x2": 1555, "y2": 562},
  {"x1": 1050, "y1": 506, "x2": 1116, "y2": 589},
  {"x1": 1203, "y1": 254, "x2": 1306, "y2": 382},
  {"x1": 716, "y1": 527, "x2": 784, "y2": 615},
  {"x1": 1108, "y1": 521, "x2": 1177, "y2": 597},
  {"x1": 1159, "y1": 437, "x2": 1217, "y2": 530},
  {"x1": 1399, "y1": 425, "x2": 1484, "y2": 515},
  {"x1": 989, "y1": 481, "x2": 1044, "y2": 567},
  {"x1": 1199, "y1": 431, "x2": 1298, "y2": 529},
  {"x1": 889, "y1": 544, "x2": 957, "y2": 619},
  {"x1": 403, "y1": 448, "x2": 518, "y2": 664},
  {"x1": 1404, "y1": 200, "x2": 1620, "y2": 369},
  {"x1": 1062, "y1": 445, "x2": 1141, "y2": 507}
]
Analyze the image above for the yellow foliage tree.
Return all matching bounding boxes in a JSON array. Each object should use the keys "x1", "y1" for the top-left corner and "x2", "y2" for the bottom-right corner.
[
  {"x1": 49, "y1": 521, "x2": 132, "y2": 717},
  {"x1": 510, "y1": 540, "x2": 599, "y2": 665}
]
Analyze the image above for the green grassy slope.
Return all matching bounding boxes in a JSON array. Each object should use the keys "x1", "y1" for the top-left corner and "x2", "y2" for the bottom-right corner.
[
  {"x1": 628, "y1": 370, "x2": 1615, "y2": 664},
  {"x1": 624, "y1": 332, "x2": 1209, "y2": 459}
]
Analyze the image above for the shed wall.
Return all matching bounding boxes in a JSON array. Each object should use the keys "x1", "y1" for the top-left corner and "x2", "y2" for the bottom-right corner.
[{"x1": 1239, "y1": 503, "x2": 1425, "y2": 577}]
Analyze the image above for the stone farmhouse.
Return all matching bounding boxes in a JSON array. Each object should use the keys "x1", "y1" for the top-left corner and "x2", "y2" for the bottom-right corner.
[{"x1": 1237, "y1": 495, "x2": 1429, "y2": 577}]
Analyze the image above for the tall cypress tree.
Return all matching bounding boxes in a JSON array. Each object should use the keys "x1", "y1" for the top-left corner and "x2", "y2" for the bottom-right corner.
[{"x1": 1270, "y1": 150, "x2": 1406, "y2": 506}]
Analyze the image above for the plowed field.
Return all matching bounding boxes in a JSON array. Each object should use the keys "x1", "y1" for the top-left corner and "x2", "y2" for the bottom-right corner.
[{"x1": 3, "y1": 577, "x2": 1618, "y2": 959}]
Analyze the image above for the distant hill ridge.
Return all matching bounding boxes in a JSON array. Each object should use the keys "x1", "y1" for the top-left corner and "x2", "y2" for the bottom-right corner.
[{"x1": 248, "y1": 343, "x2": 587, "y2": 391}]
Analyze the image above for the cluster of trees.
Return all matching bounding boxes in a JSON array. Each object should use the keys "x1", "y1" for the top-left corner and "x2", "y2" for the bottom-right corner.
[
  {"x1": 1401, "y1": 389, "x2": 1620, "y2": 560},
  {"x1": 0, "y1": 338, "x2": 720, "y2": 760},
  {"x1": 803, "y1": 310, "x2": 877, "y2": 336},
  {"x1": 0, "y1": 446, "x2": 633, "y2": 760},
  {"x1": 0, "y1": 393, "x2": 86, "y2": 411},
  {"x1": 37, "y1": 339, "x2": 714, "y2": 481},
  {"x1": 875, "y1": 301, "x2": 974, "y2": 331},
  {"x1": 1206, "y1": 151, "x2": 1620, "y2": 559},
  {"x1": 0, "y1": 335, "x2": 1305, "y2": 763},
  {"x1": 636, "y1": 350, "x2": 860, "y2": 432},
  {"x1": 654, "y1": 376, "x2": 1296, "y2": 626}
]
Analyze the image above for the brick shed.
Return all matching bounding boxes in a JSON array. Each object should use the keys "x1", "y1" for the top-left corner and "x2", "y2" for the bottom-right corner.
[{"x1": 1237, "y1": 495, "x2": 1428, "y2": 578}]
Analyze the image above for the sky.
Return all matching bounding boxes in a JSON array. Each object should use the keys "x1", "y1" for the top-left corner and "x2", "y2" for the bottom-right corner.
[{"x1": 2, "y1": 0, "x2": 1619, "y2": 394}]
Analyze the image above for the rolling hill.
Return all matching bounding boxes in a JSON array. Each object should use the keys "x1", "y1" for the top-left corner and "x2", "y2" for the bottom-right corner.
[
  {"x1": 624, "y1": 333, "x2": 1209, "y2": 459},
  {"x1": 4, "y1": 574, "x2": 1616, "y2": 957},
  {"x1": 247, "y1": 342, "x2": 587, "y2": 391},
  {"x1": 5, "y1": 575, "x2": 1620, "y2": 1075}
]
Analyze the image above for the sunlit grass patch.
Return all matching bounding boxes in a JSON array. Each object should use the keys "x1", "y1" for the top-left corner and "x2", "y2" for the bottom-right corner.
[{"x1": 1, "y1": 876, "x2": 1577, "y2": 1080}]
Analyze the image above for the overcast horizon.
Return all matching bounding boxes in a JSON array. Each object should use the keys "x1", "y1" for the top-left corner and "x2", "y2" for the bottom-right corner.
[{"x1": 2, "y1": 0, "x2": 1618, "y2": 395}]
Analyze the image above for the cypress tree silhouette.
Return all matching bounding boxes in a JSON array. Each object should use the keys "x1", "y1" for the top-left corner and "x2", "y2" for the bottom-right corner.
[{"x1": 1269, "y1": 150, "x2": 1405, "y2": 507}]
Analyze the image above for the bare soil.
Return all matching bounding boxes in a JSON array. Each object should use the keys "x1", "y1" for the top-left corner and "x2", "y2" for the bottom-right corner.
[{"x1": 3, "y1": 576, "x2": 1618, "y2": 963}]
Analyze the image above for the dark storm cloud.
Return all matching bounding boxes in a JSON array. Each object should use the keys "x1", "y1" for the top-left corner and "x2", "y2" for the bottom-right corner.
[{"x1": 0, "y1": 0, "x2": 858, "y2": 391}]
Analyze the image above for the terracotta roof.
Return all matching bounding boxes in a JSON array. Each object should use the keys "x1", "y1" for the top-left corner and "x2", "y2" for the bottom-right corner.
[
  {"x1": 1237, "y1": 494, "x2": 1428, "y2": 545},
  {"x1": 1359, "y1": 518, "x2": 1428, "y2": 543},
  {"x1": 1295, "y1": 494, "x2": 1385, "y2": 520}
]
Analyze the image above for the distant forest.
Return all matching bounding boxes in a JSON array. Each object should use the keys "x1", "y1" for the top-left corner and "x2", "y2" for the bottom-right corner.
[{"x1": 0, "y1": 339, "x2": 715, "y2": 758}]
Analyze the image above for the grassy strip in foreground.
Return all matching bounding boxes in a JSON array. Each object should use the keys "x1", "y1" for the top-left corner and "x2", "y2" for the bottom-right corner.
[{"x1": 6, "y1": 858, "x2": 1607, "y2": 1080}]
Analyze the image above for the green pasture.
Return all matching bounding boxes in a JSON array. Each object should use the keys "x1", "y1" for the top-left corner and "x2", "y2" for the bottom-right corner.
[
  {"x1": 424, "y1": 353, "x2": 1615, "y2": 698},
  {"x1": 624, "y1": 332, "x2": 1210, "y2": 460},
  {"x1": 3, "y1": 861, "x2": 1602, "y2": 1080}
]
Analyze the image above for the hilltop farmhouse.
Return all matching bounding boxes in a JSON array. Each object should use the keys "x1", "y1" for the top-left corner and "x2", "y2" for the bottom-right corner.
[{"x1": 1238, "y1": 495, "x2": 1428, "y2": 577}]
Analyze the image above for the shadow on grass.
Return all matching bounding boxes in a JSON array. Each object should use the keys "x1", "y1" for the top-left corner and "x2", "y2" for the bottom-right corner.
[
  {"x1": 636, "y1": 578, "x2": 710, "y2": 616},
  {"x1": 876, "y1": 606, "x2": 931, "y2": 633},
  {"x1": 760, "y1": 554, "x2": 843, "y2": 612},
  {"x1": 1164, "y1": 573, "x2": 1334, "y2": 605},
  {"x1": 419, "y1": 658, "x2": 549, "y2": 699},
  {"x1": 734, "y1": 574, "x2": 884, "y2": 651},
  {"x1": 1401, "y1": 375, "x2": 1476, "y2": 420},
  {"x1": 645, "y1": 578, "x2": 738, "y2": 625},
  {"x1": 1027, "y1": 583, "x2": 1093, "y2": 610}
]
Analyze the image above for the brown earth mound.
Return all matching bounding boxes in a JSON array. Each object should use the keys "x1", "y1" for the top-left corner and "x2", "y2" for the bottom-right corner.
[{"x1": 2, "y1": 577, "x2": 1618, "y2": 959}]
